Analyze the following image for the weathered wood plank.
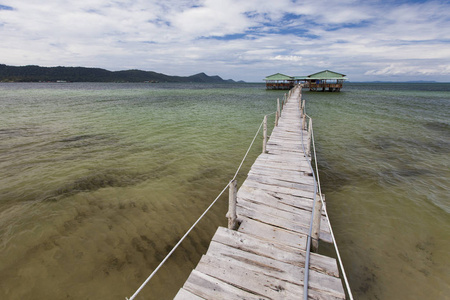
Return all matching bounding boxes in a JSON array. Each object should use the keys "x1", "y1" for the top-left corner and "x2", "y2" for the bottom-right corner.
[
  {"x1": 237, "y1": 185, "x2": 315, "y2": 213},
  {"x1": 249, "y1": 165, "x2": 314, "y2": 184},
  {"x1": 196, "y1": 255, "x2": 299, "y2": 299},
  {"x1": 237, "y1": 198, "x2": 313, "y2": 230},
  {"x1": 182, "y1": 270, "x2": 270, "y2": 300},
  {"x1": 237, "y1": 198, "x2": 333, "y2": 243},
  {"x1": 211, "y1": 227, "x2": 340, "y2": 277},
  {"x1": 205, "y1": 242, "x2": 345, "y2": 298},
  {"x1": 238, "y1": 217, "x2": 307, "y2": 250},
  {"x1": 237, "y1": 204, "x2": 316, "y2": 239},
  {"x1": 197, "y1": 255, "x2": 344, "y2": 300},
  {"x1": 242, "y1": 178, "x2": 316, "y2": 199},
  {"x1": 173, "y1": 288, "x2": 205, "y2": 300},
  {"x1": 252, "y1": 160, "x2": 312, "y2": 174},
  {"x1": 246, "y1": 174, "x2": 315, "y2": 192},
  {"x1": 253, "y1": 156, "x2": 312, "y2": 169}
]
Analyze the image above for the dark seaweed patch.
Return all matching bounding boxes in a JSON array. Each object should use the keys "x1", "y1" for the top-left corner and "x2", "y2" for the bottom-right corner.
[
  {"x1": 384, "y1": 167, "x2": 431, "y2": 178},
  {"x1": 0, "y1": 127, "x2": 36, "y2": 138},
  {"x1": 354, "y1": 264, "x2": 379, "y2": 298},
  {"x1": 424, "y1": 121, "x2": 450, "y2": 137},
  {"x1": 371, "y1": 136, "x2": 395, "y2": 150},
  {"x1": 316, "y1": 160, "x2": 351, "y2": 191},
  {"x1": 58, "y1": 134, "x2": 98, "y2": 143},
  {"x1": 44, "y1": 169, "x2": 151, "y2": 201},
  {"x1": 187, "y1": 166, "x2": 221, "y2": 183},
  {"x1": 57, "y1": 134, "x2": 112, "y2": 149}
]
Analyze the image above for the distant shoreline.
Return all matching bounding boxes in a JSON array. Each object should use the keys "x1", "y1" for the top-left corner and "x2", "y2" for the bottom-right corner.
[{"x1": 0, "y1": 64, "x2": 241, "y2": 83}]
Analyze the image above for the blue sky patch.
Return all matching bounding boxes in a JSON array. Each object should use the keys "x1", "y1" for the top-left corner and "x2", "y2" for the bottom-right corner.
[
  {"x1": 200, "y1": 33, "x2": 249, "y2": 41},
  {"x1": 0, "y1": 4, "x2": 14, "y2": 10}
]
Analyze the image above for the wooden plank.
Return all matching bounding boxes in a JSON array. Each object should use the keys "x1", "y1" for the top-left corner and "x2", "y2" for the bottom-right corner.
[
  {"x1": 267, "y1": 140, "x2": 307, "y2": 148},
  {"x1": 237, "y1": 198, "x2": 313, "y2": 229},
  {"x1": 196, "y1": 255, "x2": 299, "y2": 299},
  {"x1": 257, "y1": 152, "x2": 310, "y2": 163},
  {"x1": 238, "y1": 205, "x2": 311, "y2": 236},
  {"x1": 237, "y1": 185, "x2": 315, "y2": 213},
  {"x1": 249, "y1": 165, "x2": 314, "y2": 184},
  {"x1": 269, "y1": 133, "x2": 304, "y2": 141},
  {"x1": 174, "y1": 288, "x2": 205, "y2": 300},
  {"x1": 211, "y1": 227, "x2": 340, "y2": 277},
  {"x1": 237, "y1": 202, "x2": 333, "y2": 243},
  {"x1": 254, "y1": 155, "x2": 312, "y2": 168},
  {"x1": 197, "y1": 255, "x2": 344, "y2": 300},
  {"x1": 246, "y1": 174, "x2": 315, "y2": 192},
  {"x1": 237, "y1": 194, "x2": 329, "y2": 227},
  {"x1": 237, "y1": 217, "x2": 307, "y2": 250},
  {"x1": 205, "y1": 242, "x2": 345, "y2": 298},
  {"x1": 237, "y1": 188, "x2": 331, "y2": 232},
  {"x1": 252, "y1": 160, "x2": 312, "y2": 174},
  {"x1": 182, "y1": 270, "x2": 270, "y2": 300},
  {"x1": 242, "y1": 178, "x2": 316, "y2": 199}
]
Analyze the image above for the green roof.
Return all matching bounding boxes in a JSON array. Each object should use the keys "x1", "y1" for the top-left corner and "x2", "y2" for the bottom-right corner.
[
  {"x1": 306, "y1": 70, "x2": 347, "y2": 80},
  {"x1": 264, "y1": 73, "x2": 293, "y2": 81},
  {"x1": 265, "y1": 70, "x2": 348, "y2": 81}
]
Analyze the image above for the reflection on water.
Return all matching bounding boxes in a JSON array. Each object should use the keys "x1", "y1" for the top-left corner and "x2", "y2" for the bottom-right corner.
[{"x1": 0, "y1": 82, "x2": 449, "y2": 299}]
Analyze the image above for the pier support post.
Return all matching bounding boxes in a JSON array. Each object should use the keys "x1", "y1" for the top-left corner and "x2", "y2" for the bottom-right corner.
[
  {"x1": 277, "y1": 98, "x2": 280, "y2": 116},
  {"x1": 263, "y1": 115, "x2": 268, "y2": 154},
  {"x1": 306, "y1": 118, "x2": 312, "y2": 157},
  {"x1": 311, "y1": 194, "x2": 323, "y2": 252},
  {"x1": 227, "y1": 179, "x2": 238, "y2": 230},
  {"x1": 302, "y1": 100, "x2": 306, "y2": 129},
  {"x1": 276, "y1": 98, "x2": 280, "y2": 126}
]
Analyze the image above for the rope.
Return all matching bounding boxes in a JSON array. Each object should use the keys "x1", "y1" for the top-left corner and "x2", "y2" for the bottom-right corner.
[
  {"x1": 126, "y1": 113, "x2": 272, "y2": 300},
  {"x1": 309, "y1": 123, "x2": 354, "y2": 300},
  {"x1": 297, "y1": 89, "x2": 317, "y2": 300},
  {"x1": 303, "y1": 111, "x2": 354, "y2": 299},
  {"x1": 231, "y1": 117, "x2": 265, "y2": 181}
]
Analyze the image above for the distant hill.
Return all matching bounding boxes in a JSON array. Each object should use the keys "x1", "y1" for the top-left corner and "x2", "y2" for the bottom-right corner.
[{"x1": 0, "y1": 64, "x2": 236, "y2": 83}]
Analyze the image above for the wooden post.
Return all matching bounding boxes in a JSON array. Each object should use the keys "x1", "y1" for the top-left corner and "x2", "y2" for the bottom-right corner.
[
  {"x1": 275, "y1": 98, "x2": 280, "y2": 126},
  {"x1": 263, "y1": 115, "x2": 267, "y2": 154},
  {"x1": 301, "y1": 113, "x2": 306, "y2": 132},
  {"x1": 277, "y1": 98, "x2": 280, "y2": 114},
  {"x1": 302, "y1": 100, "x2": 306, "y2": 129},
  {"x1": 306, "y1": 118, "x2": 312, "y2": 156},
  {"x1": 300, "y1": 99, "x2": 303, "y2": 116},
  {"x1": 311, "y1": 194, "x2": 323, "y2": 252},
  {"x1": 227, "y1": 179, "x2": 238, "y2": 230}
]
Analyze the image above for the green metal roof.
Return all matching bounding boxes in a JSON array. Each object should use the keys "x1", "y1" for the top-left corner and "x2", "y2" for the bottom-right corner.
[
  {"x1": 264, "y1": 73, "x2": 293, "y2": 81},
  {"x1": 306, "y1": 70, "x2": 347, "y2": 80},
  {"x1": 265, "y1": 70, "x2": 348, "y2": 81},
  {"x1": 293, "y1": 76, "x2": 309, "y2": 80}
]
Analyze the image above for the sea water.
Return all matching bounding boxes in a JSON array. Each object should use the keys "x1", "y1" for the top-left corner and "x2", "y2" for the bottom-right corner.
[{"x1": 0, "y1": 82, "x2": 448, "y2": 299}]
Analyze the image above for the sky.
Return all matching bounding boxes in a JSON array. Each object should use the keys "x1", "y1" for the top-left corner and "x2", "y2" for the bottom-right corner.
[{"x1": 1, "y1": 0, "x2": 450, "y2": 82}]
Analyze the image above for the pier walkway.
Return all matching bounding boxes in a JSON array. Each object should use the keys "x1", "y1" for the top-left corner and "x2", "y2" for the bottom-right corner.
[{"x1": 174, "y1": 86, "x2": 346, "y2": 299}]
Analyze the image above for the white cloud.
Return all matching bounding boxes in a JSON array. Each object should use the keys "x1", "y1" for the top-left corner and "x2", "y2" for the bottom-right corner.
[{"x1": 1, "y1": 0, "x2": 450, "y2": 81}]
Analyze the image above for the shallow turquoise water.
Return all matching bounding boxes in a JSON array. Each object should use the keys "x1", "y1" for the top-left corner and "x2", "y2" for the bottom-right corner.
[{"x1": 0, "y1": 82, "x2": 448, "y2": 299}]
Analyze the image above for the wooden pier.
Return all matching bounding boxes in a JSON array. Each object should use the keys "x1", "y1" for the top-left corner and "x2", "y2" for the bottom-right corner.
[{"x1": 174, "y1": 86, "x2": 346, "y2": 299}]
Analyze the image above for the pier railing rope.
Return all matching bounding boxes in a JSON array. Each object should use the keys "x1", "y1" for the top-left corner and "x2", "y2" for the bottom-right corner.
[
  {"x1": 126, "y1": 111, "x2": 276, "y2": 300},
  {"x1": 299, "y1": 85, "x2": 354, "y2": 300}
]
